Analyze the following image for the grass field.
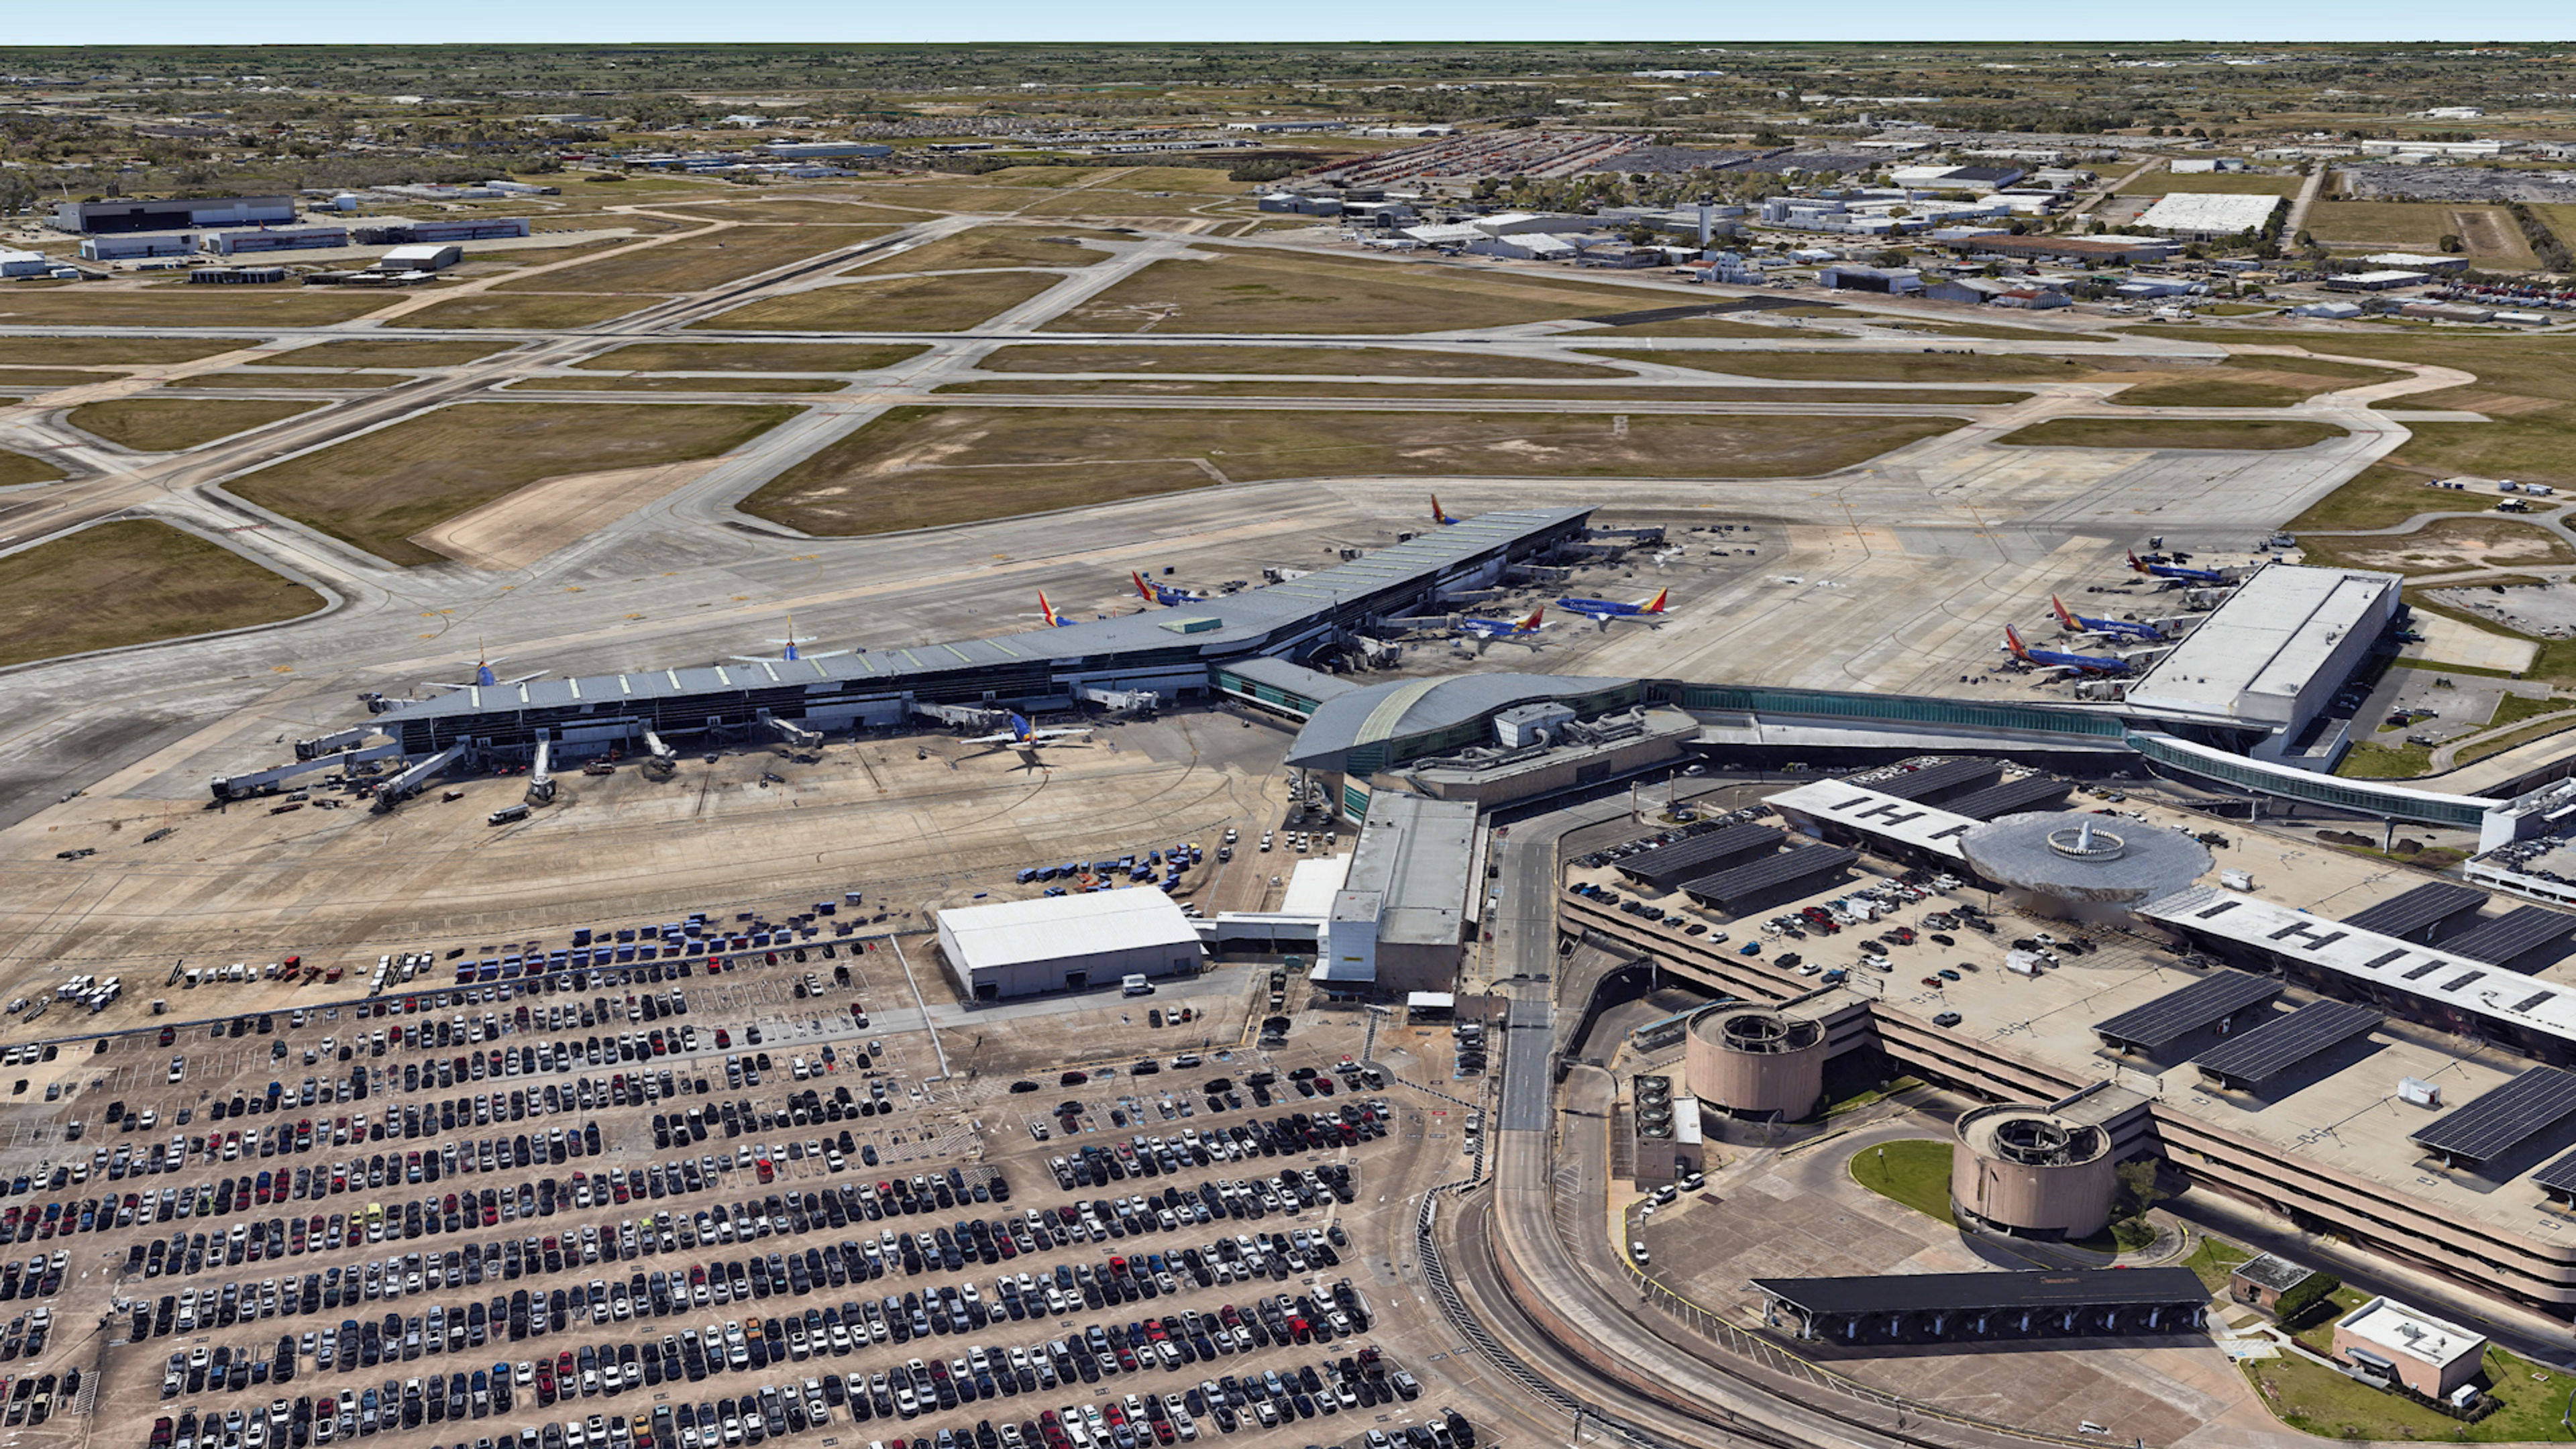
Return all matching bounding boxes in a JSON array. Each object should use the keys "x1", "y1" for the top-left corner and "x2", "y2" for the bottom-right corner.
[
  {"x1": 656, "y1": 199, "x2": 936, "y2": 225},
  {"x1": 848, "y1": 227, "x2": 1120, "y2": 275},
  {"x1": 0, "y1": 519, "x2": 322, "y2": 670},
  {"x1": 1579, "y1": 317, "x2": 1816, "y2": 338},
  {"x1": 2108, "y1": 378, "x2": 2314, "y2": 407},
  {"x1": 2243, "y1": 1342, "x2": 2576, "y2": 1442},
  {"x1": 0, "y1": 289, "x2": 388, "y2": 327},
  {"x1": 1035, "y1": 251, "x2": 1699, "y2": 335},
  {"x1": 65, "y1": 397, "x2": 321, "y2": 451},
  {"x1": 399, "y1": 293, "x2": 663, "y2": 329},
  {"x1": 186, "y1": 372, "x2": 409, "y2": 390},
  {"x1": 0, "y1": 448, "x2": 64, "y2": 486},
  {"x1": 2100, "y1": 355, "x2": 2396, "y2": 408},
  {"x1": 696, "y1": 270, "x2": 1062, "y2": 332},
  {"x1": 227, "y1": 402, "x2": 796, "y2": 567},
  {"x1": 1998, "y1": 417, "x2": 2347, "y2": 449},
  {"x1": 0, "y1": 369, "x2": 129, "y2": 388},
  {"x1": 495, "y1": 225, "x2": 896, "y2": 294},
  {"x1": 2307, "y1": 201, "x2": 2536, "y2": 267},
  {"x1": 574, "y1": 341, "x2": 927, "y2": 373},
  {"x1": 1846, "y1": 1140, "x2": 1955, "y2": 1225},
  {"x1": 516, "y1": 375, "x2": 846, "y2": 393},
  {"x1": 0, "y1": 337, "x2": 239, "y2": 366},
  {"x1": 932, "y1": 379, "x2": 2029, "y2": 404},
  {"x1": 1583, "y1": 348, "x2": 2099, "y2": 384},
  {"x1": 2182, "y1": 1235, "x2": 2251, "y2": 1292},
  {"x1": 975, "y1": 344, "x2": 1631, "y2": 378},
  {"x1": 741, "y1": 405, "x2": 1957, "y2": 535},
  {"x1": 287, "y1": 339, "x2": 521, "y2": 368},
  {"x1": 2115, "y1": 165, "x2": 2307, "y2": 196}
]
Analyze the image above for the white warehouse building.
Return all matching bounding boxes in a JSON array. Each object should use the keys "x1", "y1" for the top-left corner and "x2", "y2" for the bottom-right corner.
[
  {"x1": 934, "y1": 890, "x2": 1204, "y2": 1002},
  {"x1": 2123, "y1": 563, "x2": 2402, "y2": 771}
]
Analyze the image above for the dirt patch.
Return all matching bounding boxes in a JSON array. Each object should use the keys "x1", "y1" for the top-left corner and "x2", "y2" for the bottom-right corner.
[
  {"x1": 412, "y1": 459, "x2": 723, "y2": 571},
  {"x1": 2319, "y1": 519, "x2": 2576, "y2": 576}
]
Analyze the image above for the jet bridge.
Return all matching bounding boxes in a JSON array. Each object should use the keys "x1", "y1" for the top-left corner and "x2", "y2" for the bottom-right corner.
[
  {"x1": 525, "y1": 739, "x2": 556, "y2": 806},
  {"x1": 763, "y1": 714, "x2": 824, "y2": 749},
  {"x1": 295, "y1": 727, "x2": 381, "y2": 761},
  {"x1": 211, "y1": 743, "x2": 407, "y2": 802},
  {"x1": 371, "y1": 745, "x2": 468, "y2": 811}
]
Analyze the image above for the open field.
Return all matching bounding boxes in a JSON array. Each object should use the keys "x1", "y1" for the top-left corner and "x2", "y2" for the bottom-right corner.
[
  {"x1": 227, "y1": 401, "x2": 797, "y2": 566},
  {"x1": 932, "y1": 378, "x2": 2031, "y2": 403},
  {"x1": 572, "y1": 341, "x2": 927, "y2": 373},
  {"x1": 696, "y1": 270, "x2": 1061, "y2": 331},
  {"x1": 185, "y1": 371, "x2": 409, "y2": 390},
  {"x1": 1583, "y1": 348, "x2": 2101, "y2": 383},
  {"x1": 2115, "y1": 165, "x2": 2308, "y2": 196},
  {"x1": 2107, "y1": 358, "x2": 2396, "y2": 407},
  {"x1": 847, "y1": 226, "x2": 1121, "y2": 274},
  {"x1": 655, "y1": 197, "x2": 936, "y2": 225},
  {"x1": 0, "y1": 448, "x2": 64, "y2": 486},
  {"x1": 1037, "y1": 251, "x2": 1697, "y2": 334},
  {"x1": 2306, "y1": 201, "x2": 2536, "y2": 266},
  {"x1": 1999, "y1": 417, "x2": 2347, "y2": 449},
  {"x1": 399, "y1": 292, "x2": 663, "y2": 329},
  {"x1": 2301, "y1": 517, "x2": 2576, "y2": 576},
  {"x1": 741, "y1": 404, "x2": 1958, "y2": 535},
  {"x1": 0, "y1": 288, "x2": 387, "y2": 326},
  {"x1": 515, "y1": 374, "x2": 847, "y2": 393},
  {"x1": 0, "y1": 519, "x2": 323, "y2": 669},
  {"x1": 0, "y1": 337, "x2": 239, "y2": 366},
  {"x1": 496, "y1": 225, "x2": 896, "y2": 294},
  {"x1": 64, "y1": 396, "x2": 321, "y2": 451},
  {"x1": 1578, "y1": 317, "x2": 1818, "y2": 338},
  {"x1": 1847, "y1": 1139, "x2": 1955, "y2": 1225},
  {"x1": 974, "y1": 343, "x2": 1630, "y2": 378},
  {"x1": 286, "y1": 338, "x2": 523, "y2": 368},
  {"x1": 0, "y1": 368, "x2": 127, "y2": 388}
]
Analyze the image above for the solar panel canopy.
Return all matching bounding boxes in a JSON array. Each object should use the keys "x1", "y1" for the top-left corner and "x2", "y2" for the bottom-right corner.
[
  {"x1": 1615, "y1": 824, "x2": 1784, "y2": 890},
  {"x1": 1861, "y1": 757, "x2": 2001, "y2": 804},
  {"x1": 2192, "y1": 1001, "x2": 2381, "y2": 1087},
  {"x1": 2443, "y1": 906, "x2": 2576, "y2": 970},
  {"x1": 2532, "y1": 1145, "x2": 2576, "y2": 1199},
  {"x1": 2339, "y1": 883, "x2": 2489, "y2": 942},
  {"x1": 2409, "y1": 1065, "x2": 2576, "y2": 1166},
  {"x1": 2092, "y1": 970, "x2": 2283, "y2": 1053},
  {"x1": 1941, "y1": 776, "x2": 2074, "y2": 821},
  {"x1": 1680, "y1": 845, "x2": 1856, "y2": 909}
]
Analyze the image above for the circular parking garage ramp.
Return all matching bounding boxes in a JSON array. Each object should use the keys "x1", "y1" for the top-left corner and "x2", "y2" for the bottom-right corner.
[
  {"x1": 1683, "y1": 1006, "x2": 1826, "y2": 1121},
  {"x1": 1952, "y1": 1104, "x2": 2118, "y2": 1241},
  {"x1": 1958, "y1": 810, "x2": 2211, "y2": 925}
]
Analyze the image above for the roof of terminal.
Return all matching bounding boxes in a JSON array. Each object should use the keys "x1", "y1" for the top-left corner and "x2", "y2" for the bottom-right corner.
[
  {"x1": 2124, "y1": 564, "x2": 2400, "y2": 725},
  {"x1": 393, "y1": 506, "x2": 1591, "y2": 720},
  {"x1": 1333, "y1": 793, "x2": 1478, "y2": 948},
  {"x1": 1285, "y1": 672, "x2": 1635, "y2": 768}
]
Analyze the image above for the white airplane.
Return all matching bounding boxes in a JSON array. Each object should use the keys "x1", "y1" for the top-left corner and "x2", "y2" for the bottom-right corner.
[{"x1": 963, "y1": 712, "x2": 1095, "y2": 763}]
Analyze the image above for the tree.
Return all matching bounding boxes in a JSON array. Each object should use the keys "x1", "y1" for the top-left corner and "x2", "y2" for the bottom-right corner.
[
  {"x1": 2438, "y1": 233, "x2": 2465, "y2": 254},
  {"x1": 2271, "y1": 1269, "x2": 2343, "y2": 1328},
  {"x1": 1870, "y1": 248, "x2": 1909, "y2": 269},
  {"x1": 2113, "y1": 1159, "x2": 2168, "y2": 1221}
]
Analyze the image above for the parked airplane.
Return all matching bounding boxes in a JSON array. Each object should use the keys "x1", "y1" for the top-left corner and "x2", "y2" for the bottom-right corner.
[
  {"x1": 1430, "y1": 494, "x2": 1459, "y2": 527},
  {"x1": 1133, "y1": 572, "x2": 1212, "y2": 608},
  {"x1": 1459, "y1": 608, "x2": 1546, "y2": 652},
  {"x1": 430, "y1": 646, "x2": 543, "y2": 692},
  {"x1": 2127, "y1": 551, "x2": 2230, "y2": 584},
  {"x1": 2004, "y1": 625, "x2": 2131, "y2": 676},
  {"x1": 733, "y1": 621, "x2": 849, "y2": 665},
  {"x1": 2051, "y1": 594, "x2": 2165, "y2": 643},
  {"x1": 1555, "y1": 588, "x2": 1668, "y2": 630},
  {"x1": 1035, "y1": 591, "x2": 1074, "y2": 628},
  {"x1": 963, "y1": 712, "x2": 1095, "y2": 765}
]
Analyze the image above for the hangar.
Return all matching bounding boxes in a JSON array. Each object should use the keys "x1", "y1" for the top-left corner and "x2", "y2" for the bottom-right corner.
[{"x1": 932, "y1": 890, "x2": 1203, "y2": 1001}]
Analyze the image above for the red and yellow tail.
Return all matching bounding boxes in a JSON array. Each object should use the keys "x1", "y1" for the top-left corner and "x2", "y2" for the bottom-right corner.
[
  {"x1": 2004, "y1": 625, "x2": 2033, "y2": 660},
  {"x1": 1643, "y1": 588, "x2": 1668, "y2": 615},
  {"x1": 2051, "y1": 594, "x2": 2079, "y2": 629},
  {"x1": 1518, "y1": 608, "x2": 1544, "y2": 632},
  {"x1": 1132, "y1": 571, "x2": 1157, "y2": 601},
  {"x1": 1431, "y1": 494, "x2": 1455, "y2": 525},
  {"x1": 2125, "y1": 551, "x2": 2149, "y2": 574},
  {"x1": 1038, "y1": 591, "x2": 1062, "y2": 628}
]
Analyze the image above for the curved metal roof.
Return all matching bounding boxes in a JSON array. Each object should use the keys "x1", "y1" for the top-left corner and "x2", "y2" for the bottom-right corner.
[{"x1": 1284, "y1": 673, "x2": 1637, "y2": 769}]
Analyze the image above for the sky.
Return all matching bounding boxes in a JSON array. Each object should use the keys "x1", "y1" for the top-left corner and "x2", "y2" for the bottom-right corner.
[{"x1": 5, "y1": 0, "x2": 2574, "y2": 46}]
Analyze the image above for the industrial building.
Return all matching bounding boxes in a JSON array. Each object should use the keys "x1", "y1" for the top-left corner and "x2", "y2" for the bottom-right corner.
[
  {"x1": 1319, "y1": 793, "x2": 1479, "y2": 994},
  {"x1": 2133, "y1": 192, "x2": 2284, "y2": 239},
  {"x1": 1942, "y1": 233, "x2": 2181, "y2": 265},
  {"x1": 932, "y1": 890, "x2": 1203, "y2": 1001},
  {"x1": 2325, "y1": 270, "x2": 2432, "y2": 293},
  {"x1": 2121, "y1": 562, "x2": 2402, "y2": 767},
  {"x1": 206, "y1": 227, "x2": 349, "y2": 256},
  {"x1": 54, "y1": 195, "x2": 293, "y2": 234},
  {"x1": 0, "y1": 248, "x2": 50, "y2": 278},
  {"x1": 373, "y1": 244, "x2": 464, "y2": 274},
  {"x1": 78, "y1": 234, "x2": 196, "y2": 262},
  {"x1": 764, "y1": 142, "x2": 894, "y2": 160},
  {"x1": 2332, "y1": 1299, "x2": 2487, "y2": 1398}
]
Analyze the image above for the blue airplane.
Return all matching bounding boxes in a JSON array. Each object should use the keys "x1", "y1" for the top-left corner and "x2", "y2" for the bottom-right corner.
[
  {"x1": 2128, "y1": 550, "x2": 2229, "y2": 584},
  {"x1": 1554, "y1": 587, "x2": 1668, "y2": 630},
  {"x1": 1132, "y1": 572, "x2": 1211, "y2": 608},
  {"x1": 431, "y1": 645, "x2": 543, "y2": 691},
  {"x1": 2052, "y1": 594, "x2": 2165, "y2": 643},
  {"x1": 734, "y1": 619, "x2": 849, "y2": 665},
  {"x1": 1459, "y1": 607, "x2": 1546, "y2": 652},
  {"x1": 2005, "y1": 625, "x2": 2130, "y2": 676}
]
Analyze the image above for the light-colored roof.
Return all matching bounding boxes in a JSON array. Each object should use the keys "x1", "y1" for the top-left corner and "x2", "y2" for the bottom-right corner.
[
  {"x1": 2135, "y1": 192, "x2": 2283, "y2": 233},
  {"x1": 936, "y1": 890, "x2": 1199, "y2": 970},
  {"x1": 1281, "y1": 855, "x2": 1352, "y2": 919},
  {"x1": 1764, "y1": 780, "x2": 1974, "y2": 860},
  {"x1": 1334, "y1": 793, "x2": 1477, "y2": 947},
  {"x1": 1285, "y1": 673, "x2": 1636, "y2": 769},
  {"x1": 2125, "y1": 564, "x2": 2398, "y2": 725},
  {"x1": 2337, "y1": 1297, "x2": 2485, "y2": 1370}
]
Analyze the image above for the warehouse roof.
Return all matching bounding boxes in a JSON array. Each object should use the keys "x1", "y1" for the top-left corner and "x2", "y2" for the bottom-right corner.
[
  {"x1": 2125, "y1": 564, "x2": 2400, "y2": 726},
  {"x1": 1334, "y1": 793, "x2": 1478, "y2": 948},
  {"x1": 2135, "y1": 192, "x2": 2283, "y2": 233},
  {"x1": 936, "y1": 890, "x2": 1201, "y2": 971}
]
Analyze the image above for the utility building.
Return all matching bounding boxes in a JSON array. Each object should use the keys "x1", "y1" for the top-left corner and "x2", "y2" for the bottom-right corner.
[
  {"x1": 1321, "y1": 794, "x2": 1479, "y2": 995},
  {"x1": 54, "y1": 196, "x2": 294, "y2": 233},
  {"x1": 933, "y1": 891, "x2": 1203, "y2": 1002}
]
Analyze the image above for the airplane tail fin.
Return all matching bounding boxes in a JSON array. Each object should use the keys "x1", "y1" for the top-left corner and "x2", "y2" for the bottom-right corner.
[
  {"x1": 1132, "y1": 571, "x2": 1156, "y2": 601},
  {"x1": 1038, "y1": 591, "x2": 1061, "y2": 628},
  {"x1": 2126, "y1": 551, "x2": 2147, "y2": 573},
  {"x1": 1431, "y1": 494, "x2": 1454, "y2": 525},
  {"x1": 1008, "y1": 712, "x2": 1032, "y2": 740},
  {"x1": 2051, "y1": 594, "x2": 2078, "y2": 629},
  {"x1": 2004, "y1": 625, "x2": 2031, "y2": 661},
  {"x1": 1643, "y1": 588, "x2": 1668, "y2": 614},
  {"x1": 1519, "y1": 608, "x2": 1544, "y2": 632}
]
